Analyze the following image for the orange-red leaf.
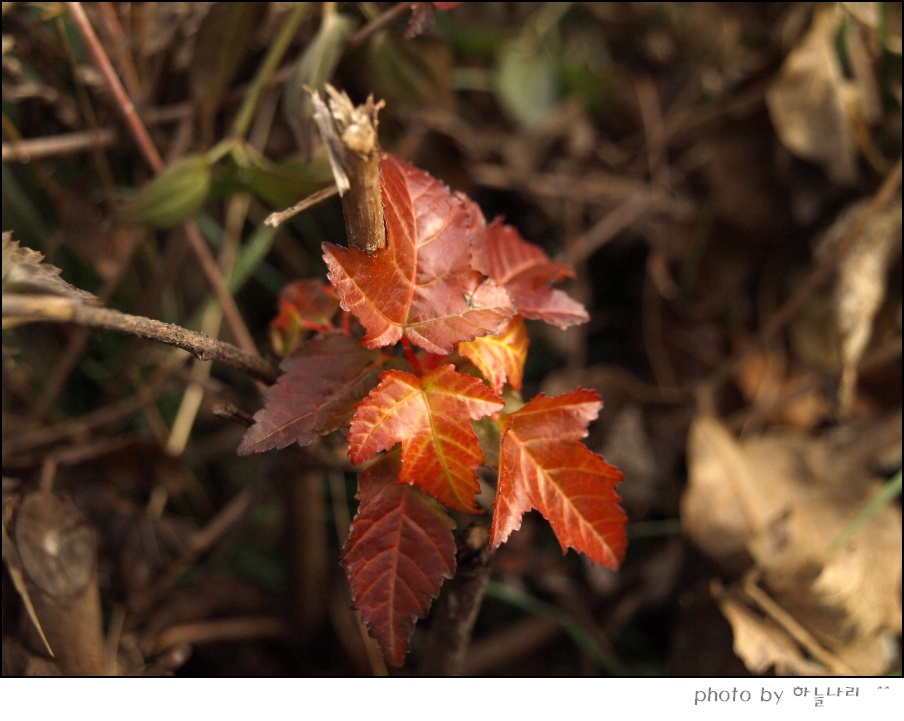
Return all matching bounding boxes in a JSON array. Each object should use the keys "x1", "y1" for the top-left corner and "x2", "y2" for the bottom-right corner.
[
  {"x1": 342, "y1": 451, "x2": 456, "y2": 667},
  {"x1": 472, "y1": 217, "x2": 589, "y2": 329},
  {"x1": 269, "y1": 279, "x2": 340, "y2": 356},
  {"x1": 348, "y1": 364, "x2": 504, "y2": 512},
  {"x1": 490, "y1": 389, "x2": 626, "y2": 568},
  {"x1": 458, "y1": 315, "x2": 529, "y2": 393},
  {"x1": 323, "y1": 153, "x2": 513, "y2": 354},
  {"x1": 237, "y1": 334, "x2": 382, "y2": 455}
]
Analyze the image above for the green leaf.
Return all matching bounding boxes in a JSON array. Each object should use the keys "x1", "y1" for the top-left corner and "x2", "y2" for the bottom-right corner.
[
  {"x1": 190, "y1": 3, "x2": 267, "y2": 139},
  {"x1": 238, "y1": 149, "x2": 334, "y2": 208},
  {"x1": 366, "y1": 31, "x2": 453, "y2": 108},
  {"x1": 495, "y1": 35, "x2": 559, "y2": 128},
  {"x1": 282, "y1": 12, "x2": 357, "y2": 155},
  {"x1": 120, "y1": 156, "x2": 212, "y2": 228}
]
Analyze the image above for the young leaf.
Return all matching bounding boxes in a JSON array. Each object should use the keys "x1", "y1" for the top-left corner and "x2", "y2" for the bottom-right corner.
[
  {"x1": 348, "y1": 364, "x2": 504, "y2": 513},
  {"x1": 342, "y1": 450, "x2": 456, "y2": 667},
  {"x1": 120, "y1": 155, "x2": 211, "y2": 228},
  {"x1": 471, "y1": 216, "x2": 589, "y2": 329},
  {"x1": 490, "y1": 389, "x2": 626, "y2": 569},
  {"x1": 458, "y1": 315, "x2": 529, "y2": 393},
  {"x1": 269, "y1": 279, "x2": 340, "y2": 356},
  {"x1": 237, "y1": 334, "x2": 382, "y2": 455},
  {"x1": 323, "y1": 152, "x2": 513, "y2": 354}
]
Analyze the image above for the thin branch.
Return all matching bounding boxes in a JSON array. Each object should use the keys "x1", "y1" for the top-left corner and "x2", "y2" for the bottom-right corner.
[
  {"x1": 264, "y1": 184, "x2": 340, "y2": 227},
  {"x1": 2, "y1": 293, "x2": 278, "y2": 385},
  {"x1": 66, "y1": 2, "x2": 163, "y2": 171},
  {"x1": 347, "y1": 2, "x2": 412, "y2": 48},
  {"x1": 1, "y1": 127, "x2": 119, "y2": 162}
]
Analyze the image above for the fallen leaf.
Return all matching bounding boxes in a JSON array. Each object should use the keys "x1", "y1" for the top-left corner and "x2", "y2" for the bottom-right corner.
[{"x1": 765, "y1": 5, "x2": 860, "y2": 185}]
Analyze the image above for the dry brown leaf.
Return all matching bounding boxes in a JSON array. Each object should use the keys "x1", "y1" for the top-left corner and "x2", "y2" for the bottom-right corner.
[
  {"x1": 815, "y1": 196, "x2": 903, "y2": 414},
  {"x1": 683, "y1": 412, "x2": 902, "y2": 675},
  {"x1": 718, "y1": 592, "x2": 826, "y2": 676},
  {"x1": 733, "y1": 346, "x2": 833, "y2": 429},
  {"x1": 1, "y1": 233, "x2": 99, "y2": 305},
  {"x1": 766, "y1": 5, "x2": 861, "y2": 185}
]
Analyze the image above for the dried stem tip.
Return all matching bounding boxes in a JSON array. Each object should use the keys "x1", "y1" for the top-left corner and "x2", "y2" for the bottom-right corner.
[{"x1": 310, "y1": 85, "x2": 386, "y2": 253}]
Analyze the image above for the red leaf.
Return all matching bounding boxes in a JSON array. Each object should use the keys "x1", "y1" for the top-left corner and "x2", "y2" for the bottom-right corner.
[
  {"x1": 348, "y1": 364, "x2": 504, "y2": 512},
  {"x1": 323, "y1": 153, "x2": 513, "y2": 354},
  {"x1": 490, "y1": 389, "x2": 626, "y2": 568},
  {"x1": 342, "y1": 451, "x2": 456, "y2": 667},
  {"x1": 472, "y1": 216, "x2": 589, "y2": 329},
  {"x1": 238, "y1": 334, "x2": 383, "y2": 455},
  {"x1": 458, "y1": 315, "x2": 529, "y2": 393},
  {"x1": 269, "y1": 279, "x2": 340, "y2": 356}
]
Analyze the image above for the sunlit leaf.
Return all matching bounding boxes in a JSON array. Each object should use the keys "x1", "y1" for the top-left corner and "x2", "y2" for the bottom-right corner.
[
  {"x1": 490, "y1": 389, "x2": 626, "y2": 568},
  {"x1": 471, "y1": 215, "x2": 589, "y2": 329},
  {"x1": 458, "y1": 315, "x2": 528, "y2": 393},
  {"x1": 324, "y1": 152, "x2": 513, "y2": 354},
  {"x1": 348, "y1": 364, "x2": 504, "y2": 512}
]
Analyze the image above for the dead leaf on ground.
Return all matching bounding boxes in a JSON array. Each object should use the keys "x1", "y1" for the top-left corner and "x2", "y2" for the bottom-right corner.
[
  {"x1": 766, "y1": 5, "x2": 861, "y2": 185},
  {"x1": 683, "y1": 412, "x2": 902, "y2": 675},
  {"x1": 814, "y1": 195, "x2": 903, "y2": 415},
  {"x1": 717, "y1": 590, "x2": 826, "y2": 676}
]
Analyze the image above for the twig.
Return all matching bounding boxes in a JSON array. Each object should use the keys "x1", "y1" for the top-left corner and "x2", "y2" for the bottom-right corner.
[
  {"x1": 347, "y1": 2, "x2": 412, "y2": 48},
  {"x1": 2, "y1": 293, "x2": 278, "y2": 384},
  {"x1": 311, "y1": 87, "x2": 386, "y2": 252},
  {"x1": 66, "y1": 2, "x2": 163, "y2": 171},
  {"x1": 10, "y1": 491, "x2": 109, "y2": 675},
  {"x1": 1, "y1": 127, "x2": 119, "y2": 162},
  {"x1": 144, "y1": 616, "x2": 291, "y2": 657},
  {"x1": 264, "y1": 184, "x2": 340, "y2": 227}
]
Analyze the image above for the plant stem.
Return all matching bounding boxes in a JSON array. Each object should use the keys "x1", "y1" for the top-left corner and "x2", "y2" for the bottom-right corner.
[
  {"x1": 66, "y1": 2, "x2": 163, "y2": 171},
  {"x1": 2, "y1": 293, "x2": 278, "y2": 384},
  {"x1": 420, "y1": 524, "x2": 494, "y2": 676},
  {"x1": 313, "y1": 87, "x2": 386, "y2": 252}
]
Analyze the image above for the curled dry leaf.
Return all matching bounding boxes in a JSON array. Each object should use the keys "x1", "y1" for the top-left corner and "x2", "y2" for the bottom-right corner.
[
  {"x1": 765, "y1": 5, "x2": 860, "y2": 185},
  {"x1": 2, "y1": 233, "x2": 100, "y2": 306},
  {"x1": 815, "y1": 196, "x2": 903, "y2": 414},
  {"x1": 683, "y1": 413, "x2": 902, "y2": 675}
]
